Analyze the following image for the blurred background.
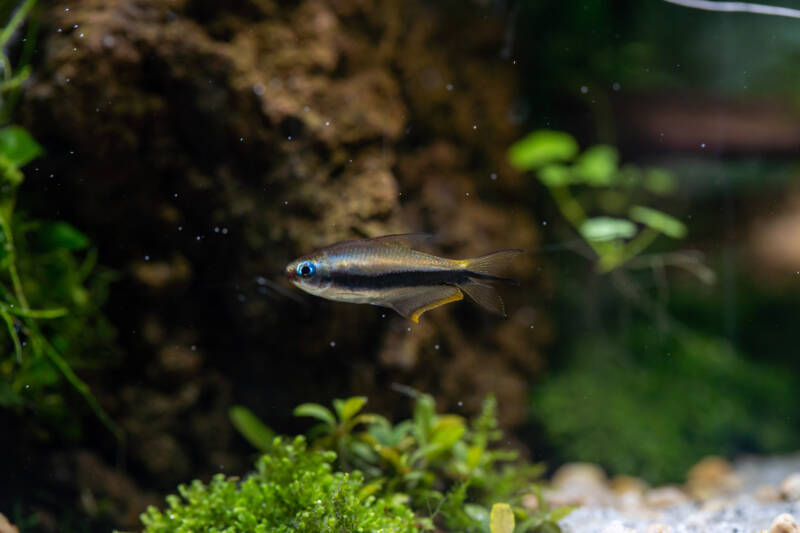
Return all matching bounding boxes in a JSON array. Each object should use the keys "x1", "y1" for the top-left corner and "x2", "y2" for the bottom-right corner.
[{"x1": 1, "y1": 0, "x2": 799, "y2": 530}]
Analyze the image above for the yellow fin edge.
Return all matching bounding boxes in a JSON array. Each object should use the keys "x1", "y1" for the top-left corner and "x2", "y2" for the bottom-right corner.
[{"x1": 409, "y1": 290, "x2": 464, "y2": 323}]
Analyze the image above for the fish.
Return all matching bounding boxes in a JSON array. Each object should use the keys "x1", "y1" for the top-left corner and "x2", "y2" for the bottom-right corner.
[{"x1": 285, "y1": 234, "x2": 522, "y2": 322}]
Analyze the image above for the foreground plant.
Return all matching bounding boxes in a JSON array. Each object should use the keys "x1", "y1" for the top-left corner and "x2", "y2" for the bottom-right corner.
[
  {"x1": 141, "y1": 436, "x2": 419, "y2": 533},
  {"x1": 229, "y1": 391, "x2": 572, "y2": 532}
]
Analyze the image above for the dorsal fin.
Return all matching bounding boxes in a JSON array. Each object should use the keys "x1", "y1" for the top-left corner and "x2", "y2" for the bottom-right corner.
[{"x1": 367, "y1": 233, "x2": 434, "y2": 248}]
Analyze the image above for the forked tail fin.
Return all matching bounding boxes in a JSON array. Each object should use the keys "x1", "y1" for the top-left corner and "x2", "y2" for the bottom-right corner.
[
  {"x1": 462, "y1": 249, "x2": 523, "y2": 285},
  {"x1": 458, "y1": 249, "x2": 523, "y2": 316}
]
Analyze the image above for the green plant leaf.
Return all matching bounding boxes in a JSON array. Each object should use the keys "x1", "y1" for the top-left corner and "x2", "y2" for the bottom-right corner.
[
  {"x1": 490, "y1": 503, "x2": 515, "y2": 533},
  {"x1": 0, "y1": 153, "x2": 24, "y2": 187},
  {"x1": 33, "y1": 222, "x2": 91, "y2": 251},
  {"x1": 547, "y1": 506, "x2": 575, "y2": 523},
  {"x1": 0, "y1": 126, "x2": 43, "y2": 167},
  {"x1": 229, "y1": 405, "x2": 276, "y2": 452},
  {"x1": 466, "y1": 445, "x2": 483, "y2": 469},
  {"x1": 579, "y1": 217, "x2": 637, "y2": 242},
  {"x1": 629, "y1": 205, "x2": 687, "y2": 238},
  {"x1": 294, "y1": 403, "x2": 337, "y2": 427},
  {"x1": 538, "y1": 164, "x2": 574, "y2": 187},
  {"x1": 508, "y1": 130, "x2": 579, "y2": 170},
  {"x1": 333, "y1": 396, "x2": 367, "y2": 424},
  {"x1": 430, "y1": 417, "x2": 466, "y2": 451},
  {"x1": 573, "y1": 145, "x2": 618, "y2": 186}
]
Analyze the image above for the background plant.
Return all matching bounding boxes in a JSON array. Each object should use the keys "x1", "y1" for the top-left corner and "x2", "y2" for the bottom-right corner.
[
  {"x1": 531, "y1": 324, "x2": 800, "y2": 483},
  {"x1": 508, "y1": 129, "x2": 703, "y2": 275},
  {"x1": 1, "y1": 0, "x2": 118, "y2": 439}
]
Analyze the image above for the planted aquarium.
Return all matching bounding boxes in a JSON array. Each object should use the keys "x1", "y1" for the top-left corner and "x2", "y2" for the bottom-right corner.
[{"x1": 1, "y1": 0, "x2": 799, "y2": 532}]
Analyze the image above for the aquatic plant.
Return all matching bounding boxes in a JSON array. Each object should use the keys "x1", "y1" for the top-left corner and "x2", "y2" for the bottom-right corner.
[
  {"x1": 230, "y1": 391, "x2": 572, "y2": 532},
  {"x1": 1, "y1": 0, "x2": 119, "y2": 438},
  {"x1": 508, "y1": 129, "x2": 704, "y2": 276},
  {"x1": 532, "y1": 325, "x2": 800, "y2": 483},
  {"x1": 140, "y1": 435, "x2": 419, "y2": 533}
]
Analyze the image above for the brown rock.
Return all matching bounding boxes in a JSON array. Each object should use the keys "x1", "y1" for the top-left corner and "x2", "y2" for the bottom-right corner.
[
  {"x1": 686, "y1": 455, "x2": 741, "y2": 500},
  {"x1": 645, "y1": 486, "x2": 690, "y2": 508},
  {"x1": 611, "y1": 475, "x2": 649, "y2": 495},
  {"x1": 781, "y1": 473, "x2": 800, "y2": 501},
  {"x1": 546, "y1": 463, "x2": 613, "y2": 507},
  {"x1": 0, "y1": 514, "x2": 19, "y2": 533}
]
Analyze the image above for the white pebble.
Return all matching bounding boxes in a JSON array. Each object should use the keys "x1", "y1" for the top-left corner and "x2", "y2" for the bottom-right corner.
[
  {"x1": 766, "y1": 513, "x2": 800, "y2": 533},
  {"x1": 600, "y1": 520, "x2": 638, "y2": 533},
  {"x1": 780, "y1": 473, "x2": 800, "y2": 501}
]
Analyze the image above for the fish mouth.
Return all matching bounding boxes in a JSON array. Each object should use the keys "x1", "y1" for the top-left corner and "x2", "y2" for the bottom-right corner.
[{"x1": 285, "y1": 265, "x2": 297, "y2": 281}]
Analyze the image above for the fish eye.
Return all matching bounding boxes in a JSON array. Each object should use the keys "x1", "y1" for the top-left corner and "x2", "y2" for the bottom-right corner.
[{"x1": 297, "y1": 261, "x2": 316, "y2": 278}]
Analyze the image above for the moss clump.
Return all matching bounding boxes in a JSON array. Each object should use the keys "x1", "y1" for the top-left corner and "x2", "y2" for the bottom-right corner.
[
  {"x1": 140, "y1": 436, "x2": 418, "y2": 533},
  {"x1": 533, "y1": 326, "x2": 800, "y2": 483}
]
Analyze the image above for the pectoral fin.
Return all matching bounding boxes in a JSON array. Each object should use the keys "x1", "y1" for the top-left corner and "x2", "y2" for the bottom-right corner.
[{"x1": 384, "y1": 286, "x2": 463, "y2": 323}]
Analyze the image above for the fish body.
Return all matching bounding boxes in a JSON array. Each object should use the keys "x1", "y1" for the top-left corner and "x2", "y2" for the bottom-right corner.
[{"x1": 286, "y1": 234, "x2": 521, "y2": 322}]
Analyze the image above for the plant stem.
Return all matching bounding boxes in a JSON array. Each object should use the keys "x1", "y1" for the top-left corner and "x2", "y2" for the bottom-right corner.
[
  {"x1": 597, "y1": 227, "x2": 660, "y2": 273},
  {"x1": 0, "y1": 0, "x2": 36, "y2": 53},
  {"x1": 0, "y1": 213, "x2": 29, "y2": 310}
]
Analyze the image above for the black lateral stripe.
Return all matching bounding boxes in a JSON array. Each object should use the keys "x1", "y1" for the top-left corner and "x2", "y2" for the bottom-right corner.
[
  {"x1": 331, "y1": 269, "x2": 467, "y2": 290},
  {"x1": 467, "y1": 272, "x2": 520, "y2": 286}
]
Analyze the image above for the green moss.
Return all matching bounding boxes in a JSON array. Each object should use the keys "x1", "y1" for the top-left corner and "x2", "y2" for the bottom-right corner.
[
  {"x1": 140, "y1": 436, "x2": 419, "y2": 533},
  {"x1": 532, "y1": 326, "x2": 800, "y2": 483}
]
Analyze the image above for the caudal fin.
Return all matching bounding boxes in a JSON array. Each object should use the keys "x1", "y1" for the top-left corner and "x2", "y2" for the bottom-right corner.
[
  {"x1": 457, "y1": 249, "x2": 523, "y2": 316},
  {"x1": 462, "y1": 249, "x2": 523, "y2": 284}
]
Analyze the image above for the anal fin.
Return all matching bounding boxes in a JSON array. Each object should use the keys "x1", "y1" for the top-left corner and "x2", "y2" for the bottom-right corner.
[
  {"x1": 385, "y1": 286, "x2": 463, "y2": 323},
  {"x1": 459, "y1": 280, "x2": 506, "y2": 316}
]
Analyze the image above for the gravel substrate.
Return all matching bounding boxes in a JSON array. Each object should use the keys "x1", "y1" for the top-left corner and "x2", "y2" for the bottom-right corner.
[
  {"x1": 557, "y1": 453, "x2": 800, "y2": 533},
  {"x1": 561, "y1": 499, "x2": 800, "y2": 533}
]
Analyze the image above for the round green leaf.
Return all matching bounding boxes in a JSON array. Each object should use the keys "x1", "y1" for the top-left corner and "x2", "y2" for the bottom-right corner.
[
  {"x1": 0, "y1": 126, "x2": 43, "y2": 167},
  {"x1": 629, "y1": 205, "x2": 687, "y2": 239},
  {"x1": 508, "y1": 130, "x2": 579, "y2": 170},
  {"x1": 574, "y1": 145, "x2": 619, "y2": 186},
  {"x1": 538, "y1": 164, "x2": 574, "y2": 187},
  {"x1": 33, "y1": 222, "x2": 91, "y2": 251},
  {"x1": 580, "y1": 217, "x2": 637, "y2": 242}
]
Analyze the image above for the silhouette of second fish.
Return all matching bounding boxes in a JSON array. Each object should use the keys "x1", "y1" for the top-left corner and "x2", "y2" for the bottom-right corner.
[{"x1": 285, "y1": 234, "x2": 521, "y2": 322}]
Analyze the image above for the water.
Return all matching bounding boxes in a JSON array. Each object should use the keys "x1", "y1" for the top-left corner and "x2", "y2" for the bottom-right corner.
[{"x1": 0, "y1": 1, "x2": 799, "y2": 532}]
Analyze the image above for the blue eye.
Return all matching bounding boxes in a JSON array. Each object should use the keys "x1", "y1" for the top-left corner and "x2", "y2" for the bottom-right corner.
[{"x1": 297, "y1": 261, "x2": 316, "y2": 278}]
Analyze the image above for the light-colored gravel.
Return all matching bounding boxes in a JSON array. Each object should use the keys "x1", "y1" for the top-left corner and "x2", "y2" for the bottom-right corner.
[{"x1": 556, "y1": 453, "x2": 800, "y2": 533}]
